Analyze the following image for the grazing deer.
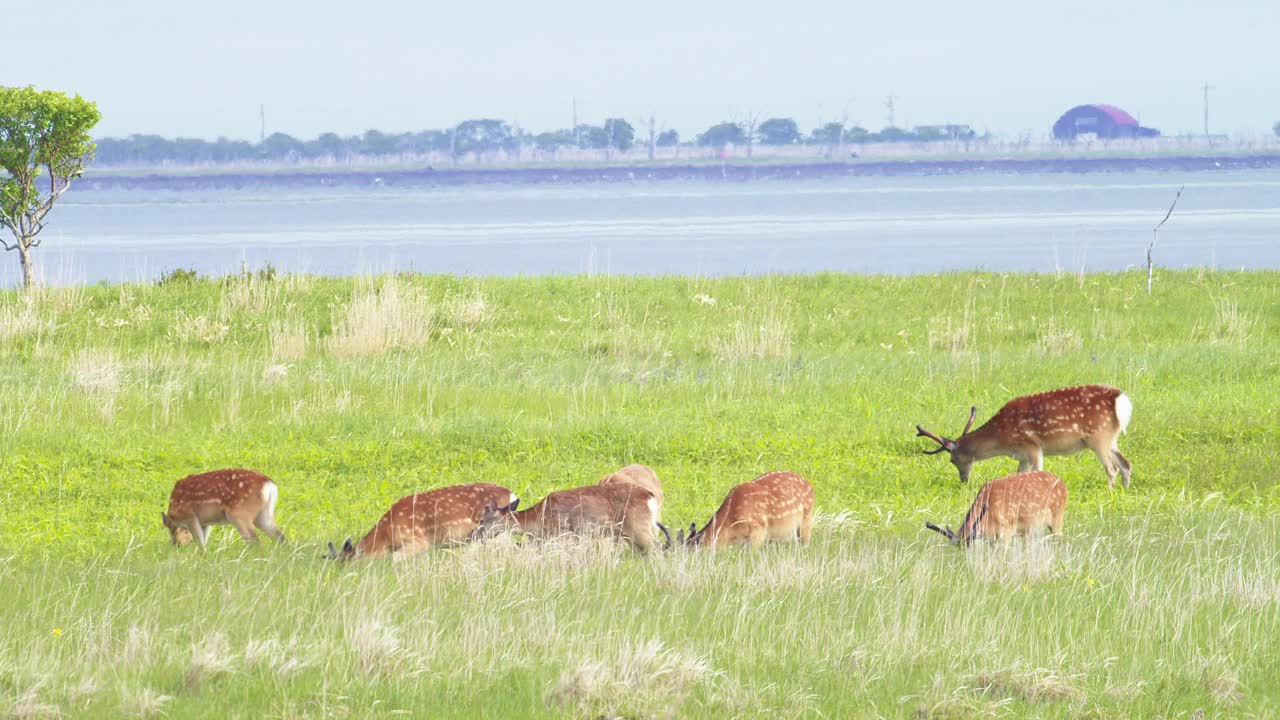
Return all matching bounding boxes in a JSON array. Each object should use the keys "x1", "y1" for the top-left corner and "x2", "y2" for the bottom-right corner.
[
  {"x1": 161, "y1": 469, "x2": 285, "y2": 549},
  {"x1": 597, "y1": 464, "x2": 663, "y2": 519},
  {"x1": 916, "y1": 384, "x2": 1134, "y2": 488},
  {"x1": 475, "y1": 483, "x2": 670, "y2": 552},
  {"x1": 677, "y1": 471, "x2": 814, "y2": 550},
  {"x1": 330, "y1": 483, "x2": 517, "y2": 560},
  {"x1": 925, "y1": 470, "x2": 1066, "y2": 546}
]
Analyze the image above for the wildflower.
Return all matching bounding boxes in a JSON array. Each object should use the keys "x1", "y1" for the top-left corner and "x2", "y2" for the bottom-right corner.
[{"x1": 52, "y1": 628, "x2": 62, "y2": 637}]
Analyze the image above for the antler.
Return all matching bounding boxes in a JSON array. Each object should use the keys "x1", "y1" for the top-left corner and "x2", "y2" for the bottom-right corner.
[
  {"x1": 656, "y1": 522, "x2": 672, "y2": 550},
  {"x1": 916, "y1": 425, "x2": 954, "y2": 454},
  {"x1": 924, "y1": 522, "x2": 958, "y2": 544},
  {"x1": 961, "y1": 406, "x2": 977, "y2": 436}
]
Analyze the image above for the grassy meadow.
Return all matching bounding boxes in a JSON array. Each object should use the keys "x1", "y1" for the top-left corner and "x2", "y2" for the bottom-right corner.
[{"x1": 1, "y1": 270, "x2": 1278, "y2": 718}]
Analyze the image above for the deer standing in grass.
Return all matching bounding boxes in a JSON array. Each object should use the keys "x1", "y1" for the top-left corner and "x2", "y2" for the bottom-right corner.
[
  {"x1": 161, "y1": 469, "x2": 286, "y2": 549},
  {"x1": 677, "y1": 471, "x2": 814, "y2": 550},
  {"x1": 925, "y1": 470, "x2": 1066, "y2": 546},
  {"x1": 597, "y1": 464, "x2": 663, "y2": 519},
  {"x1": 916, "y1": 384, "x2": 1134, "y2": 488},
  {"x1": 475, "y1": 483, "x2": 670, "y2": 552},
  {"x1": 330, "y1": 483, "x2": 517, "y2": 560}
]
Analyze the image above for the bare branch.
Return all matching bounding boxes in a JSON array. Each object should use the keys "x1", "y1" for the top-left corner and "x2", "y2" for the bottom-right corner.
[{"x1": 1147, "y1": 185, "x2": 1183, "y2": 295}]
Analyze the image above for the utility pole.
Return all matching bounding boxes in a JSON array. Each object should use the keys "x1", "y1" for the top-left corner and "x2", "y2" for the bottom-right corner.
[
  {"x1": 884, "y1": 93, "x2": 897, "y2": 129},
  {"x1": 1201, "y1": 82, "x2": 1212, "y2": 138},
  {"x1": 259, "y1": 104, "x2": 266, "y2": 143}
]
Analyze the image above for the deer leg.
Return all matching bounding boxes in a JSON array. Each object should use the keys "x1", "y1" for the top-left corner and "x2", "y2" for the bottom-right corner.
[
  {"x1": 255, "y1": 508, "x2": 287, "y2": 543},
  {"x1": 1027, "y1": 446, "x2": 1044, "y2": 471},
  {"x1": 1112, "y1": 449, "x2": 1133, "y2": 488},
  {"x1": 798, "y1": 513, "x2": 813, "y2": 546},
  {"x1": 232, "y1": 515, "x2": 259, "y2": 543},
  {"x1": 1049, "y1": 508, "x2": 1064, "y2": 536},
  {"x1": 1089, "y1": 443, "x2": 1119, "y2": 489},
  {"x1": 187, "y1": 515, "x2": 208, "y2": 550},
  {"x1": 747, "y1": 525, "x2": 768, "y2": 549}
]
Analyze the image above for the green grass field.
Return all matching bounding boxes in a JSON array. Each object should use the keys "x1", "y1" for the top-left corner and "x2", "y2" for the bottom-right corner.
[{"x1": 1, "y1": 271, "x2": 1277, "y2": 718}]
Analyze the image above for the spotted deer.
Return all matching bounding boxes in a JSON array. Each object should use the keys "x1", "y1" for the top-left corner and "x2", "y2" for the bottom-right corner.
[
  {"x1": 677, "y1": 471, "x2": 814, "y2": 550},
  {"x1": 161, "y1": 469, "x2": 286, "y2": 549},
  {"x1": 475, "y1": 483, "x2": 670, "y2": 552},
  {"x1": 330, "y1": 483, "x2": 517, "y2": 560},
  {"x1": 925, "y1": 470, "x2": 1066, "y2": 546},
  {"x1": 916, "y1": 384, "x2": 1134, "y2": 488},
  {"x1": 597, "y1": 464, "x2": 663, "y2": 519}
]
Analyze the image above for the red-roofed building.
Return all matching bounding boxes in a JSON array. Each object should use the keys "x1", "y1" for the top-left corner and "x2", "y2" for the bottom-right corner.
[{"x1": 1052, "y1": 104, "x2": 1159, "y2": 140}]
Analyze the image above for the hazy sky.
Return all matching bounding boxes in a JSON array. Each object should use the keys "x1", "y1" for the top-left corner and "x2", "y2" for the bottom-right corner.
[{"x1": 7, "y1": 0, "x2": 1279, "y2": 141}]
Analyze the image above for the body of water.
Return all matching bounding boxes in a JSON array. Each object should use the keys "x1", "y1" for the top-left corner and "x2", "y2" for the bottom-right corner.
[{"x1": 9, "y1": 169, "x2": 1278, "y2": 285}]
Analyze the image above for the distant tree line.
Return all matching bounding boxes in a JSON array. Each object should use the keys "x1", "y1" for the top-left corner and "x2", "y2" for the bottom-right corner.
[{"x1": 93, "y1": 116, "x2": 981, "y2": 165}]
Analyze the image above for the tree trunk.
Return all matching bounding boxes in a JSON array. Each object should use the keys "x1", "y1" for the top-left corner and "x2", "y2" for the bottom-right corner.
[{"x1": 18, "y1": 243, "x2": 35, "y2": 289}]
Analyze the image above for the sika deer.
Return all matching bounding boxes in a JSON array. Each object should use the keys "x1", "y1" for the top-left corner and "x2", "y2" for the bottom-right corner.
[
  {"x1": 916, "y1": 384, "x2": 1134, "y2": 488},
  {"x1": 925, "y1": 470, "x2": 1066, "y2": 546},
  {"x1": 161, "y1": 469, "x2": 285, "y2": 549},
  {"x1": 677, "y1": 471, "x2": 814, "y2": 550},
  {"x1": 597, "y1": 464, "x2": 663, "y2": 519},
  {"x1": 475, "y1": 483, "x2": 670, "y2": 552},
  {"x1": 330, "y1": 483, "x2": 517, "y2": 560}
]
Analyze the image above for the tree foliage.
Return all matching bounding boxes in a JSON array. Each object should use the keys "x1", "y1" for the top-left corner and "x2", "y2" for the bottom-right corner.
[
  {"x1": 656, "y1": 130, "x2": 679, "y2": 147},
  {"x1": 697, "y1": 122, "x2": 745, "y2": 148},
  {"x1": 603, "y1": 118, "x2": 635, "y2": 152},
  {"x1": 758, "y1": 118, "x2": 801, "y2": 145},
  {"x1": 1274, "y1": 121, "x2": 1280, "y2": 138},
  {"x1": 0, "y1": 86, "x2": 101, "y2": 287}
]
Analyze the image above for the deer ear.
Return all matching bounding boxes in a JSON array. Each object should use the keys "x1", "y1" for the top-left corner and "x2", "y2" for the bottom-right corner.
[
  {"x1": 327, "y1": 542, "x2": 338, "y2": 559},
  {"x1": 161, "y1": 512, "x2": 170, "y2": 525},
  {"x1": 505, "y1": 499, "x2": 519, "y2": 513},
  {"x1": 343, "y1": 538, "x2": 354, "y2": 553}
]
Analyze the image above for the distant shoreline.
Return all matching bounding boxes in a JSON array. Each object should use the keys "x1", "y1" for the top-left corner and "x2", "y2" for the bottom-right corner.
[{"x1": 80, "y1": 153, "x2": 1280, "y2": 191}]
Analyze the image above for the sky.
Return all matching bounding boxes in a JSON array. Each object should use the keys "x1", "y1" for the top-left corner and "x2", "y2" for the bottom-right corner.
[{"x1": 6, "y1": 0, "x2": 1279, "y2": 141}]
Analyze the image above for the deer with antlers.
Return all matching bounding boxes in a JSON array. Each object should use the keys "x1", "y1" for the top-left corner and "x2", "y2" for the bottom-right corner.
[
  {"x1": 925, "y1": 470, "x2": 1066, "y2": 546},
  {"x1": 330, "y1": 483, "x2": 518, "y2": 560},
  {"x1": 677, "y1": 471, "x2": 814, "y2": 550},
  {"x1": 916, "y1": 384, "x2": 1134, "y2": 488},
  {"x1": 474, "y1": 482, "x2": 670, "y2": 552},
  {"x1": 161, "y1": 468, "x2": 286, "y2": 549}
]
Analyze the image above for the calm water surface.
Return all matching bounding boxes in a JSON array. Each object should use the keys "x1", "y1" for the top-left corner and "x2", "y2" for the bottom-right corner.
[{"x1": 12, "y1": 169, "x2": 1279, "y2": 285}]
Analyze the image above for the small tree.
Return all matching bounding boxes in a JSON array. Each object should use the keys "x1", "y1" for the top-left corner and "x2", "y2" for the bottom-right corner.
[
  {"x1": 603, "y1": 118, "x2": 635, "y2": 153},
  {"x1": 656, "y1": 129, "x2": 679, "y2": 147},
  {"x1": 1273, "y1": 120, "x2": 1280, "y2": 137},
  {"x1": 698, "y1": 122, "x2": 744, "y2": 148},
  {"x1": 0, "y1": 86, "x2": 100, "y2": 288},
  {"x1": 758, "y1": 118, "x2": 801, "y2": 145}
]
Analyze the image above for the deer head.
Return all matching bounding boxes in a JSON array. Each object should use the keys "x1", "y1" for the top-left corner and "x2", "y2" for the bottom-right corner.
[
  {"x1": 160, "y1": 512, "x2": 194, "y2": 546},
  {"x1": 326, "y1": 538, "x2": 358, "y2": 561},
  {"x1": 916, "y1": 406, "x2": 978, "y2": 482},
  {"x1": 471, "y1": 498, "x2": 522, "y2": 540},
  {"x1": 674, "y1": 522, "x2": 701, "y2": 547}
]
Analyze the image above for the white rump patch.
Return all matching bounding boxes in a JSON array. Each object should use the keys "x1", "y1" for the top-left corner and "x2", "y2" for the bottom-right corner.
[
  {"x1": 261, "y1": 481, "x2": 278, "y2": 513},
  {"x1": 647, "y1": 496, "x2": 660, "y2": 523},
  {"x1": 1115, "y1": 393, "x2": 1133, "y2": 434}
]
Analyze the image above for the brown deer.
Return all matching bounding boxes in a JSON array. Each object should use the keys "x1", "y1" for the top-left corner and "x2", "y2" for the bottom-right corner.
[
  {"x1": 474, "y1": 483, "x2": 670, "y2": 552},
  {"x1": 916, "y1": 384, "x2": 1134, "y2": 488},
  {"x1": 161, "y1": 469, "x2": 285, "y2": 549},
  {"x1": 597, "y1": 464, "x2": 663, "y2": 519},
  {"x1": 677, "y1": 471, "x2": 814, "y2": 550},
  {"x1": 330, "y1": 483, "x2": 517, "y2": 560},
  {"x1": 925, "y1": 470, "x2": 1066, "y2": 546}
]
